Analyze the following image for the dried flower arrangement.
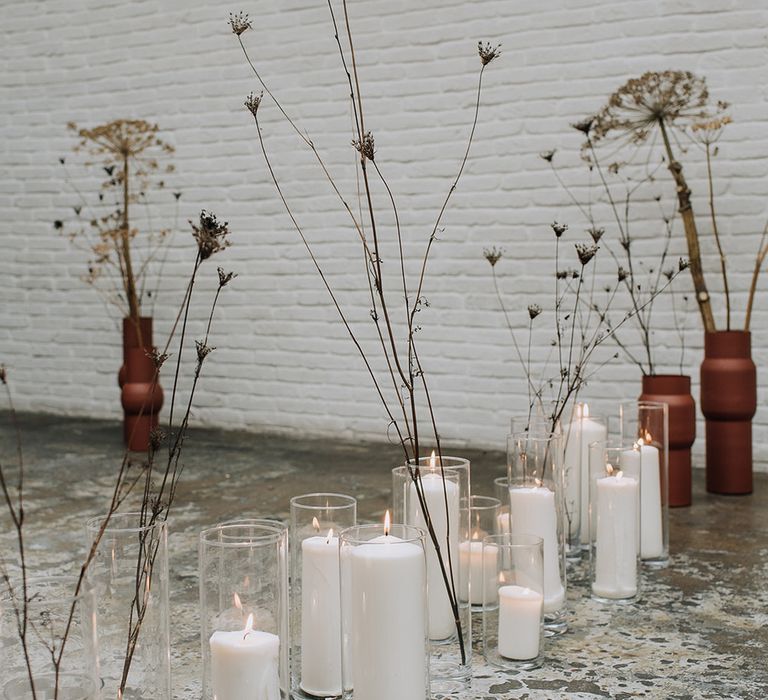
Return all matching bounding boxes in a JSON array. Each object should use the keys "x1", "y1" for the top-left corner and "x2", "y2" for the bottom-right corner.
[
  {"x1": 0, "y1": 212, "x2": 233, "y2": 698},
  {"x1": 57, "y1": 120, "x2": 181, "y2": 335},
  {"x1": 229, "y1": 6, "x2": 501, "y2": 659},
  {"x1": 582, "y1": 71, "x2": 767, "y2": 332}
]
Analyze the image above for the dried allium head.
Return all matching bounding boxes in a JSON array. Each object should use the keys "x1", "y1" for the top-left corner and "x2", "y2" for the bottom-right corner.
[
  {"x1": 483, "y1": 246, "x2": 503, "y2": 266},
  {"x1": 217, "y1": 267, "x2": 237, "y2": 287},
  {"x1": 478, "y1": 42, "x2": 501, "y2": 66},
  {"x1": 352, "y1": 132, "x2": 375, "y2": 161},
  {"x1": 551, "y1": 221, "x2": 568, "y2": 238},
  {"x1": 575, "y1": 243, "x2": 599, "y2": 266},
  {"x1": 617, "y1": 266, "x2": 628, "y2": 282},
  {"x1": 191, "y1": 210, "x2": 230, "y2": 260},
  {"x1": 245, "y1": 92, "x2": 263, "y2": 119},
  {"x1": 195, "y1": 340, "x2": 215, "y2": 363},
  {"x1": 678, "y1": 257, "x2": 689, "y2": 272},
  {"x1": 229, "y1": 11, "x2": 252, "y2": 36},
  {"x1": 588, "y1": 71, "x2": 721, "y2": 149},
  {"x1": 527, "y1": 304, "x2": 542, "y2": 320},
  {"x1": 587, "y1": 226, "x2": 605, "y2": 243}
]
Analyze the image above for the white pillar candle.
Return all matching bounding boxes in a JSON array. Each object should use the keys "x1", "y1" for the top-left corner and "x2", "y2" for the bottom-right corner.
[
  {"x1": 593, "y1": 471, "x2": 639, "y2": 599},
  {"x1": 300, "y1": 530, "x2": 342, "y2": 697},
  {"x1": 459, "y1": 540, "x2": 498, "y2": 605},
  {"x1": 210, "y1": 614, "x2": 280, "y2": 700},
  {"x1": 577, "y1": 411, "x2": 608, "y2": 544},
  {"x1": 639, "y1": 442, "x2": 663, "y2": 559},
  {"x1": 349, "y1": 531, "x2": 427, "y2": 700},
  {"x1": 407, "y1": 471, "x2": 459, "y2": 640},
  {"x1": 508, "y1": 486, "x2": 565, "y2": 612},
  {"x1": 497, "y1": 585, "x2": 543, "y2": 660}
]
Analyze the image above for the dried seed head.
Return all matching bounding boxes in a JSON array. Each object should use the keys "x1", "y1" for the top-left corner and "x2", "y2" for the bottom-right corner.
[
  {"x1": 551, "y1": 221, "x2": 568, "y2": 238},
  {"x1": 528, "y1": 304, "x2": 542, "y2": 320},
  {"x1": 617, "y1": 267, "x2": 628, "y2": 282},
  {"x1": 587, "y1": 226, "x2": 605, "y2": 243},
  {"x1": 196, "y1": 340, "x2": 215, "y2": 363},
  {"x1": 0, "y1": 365, "x2": 6, "y2": 384},
  {"x1": 678, "y1": 257, "x2": 689, "y2": 272},
  {"x1": 218, "y1": 267, "x2": 237, "y2": 287},
  {"x1": 149, "y1": 428, "x2": 166, "y2": 451},
  {"x1": 483, "y1": 246, "x2": 503, "y2": 267},
  {"x1": 229, "y1": 11, "x2": 252, "y2": 36},
  {"x1": 191, "y1": 210, "x2": 230, "y2": 261},
  {"x1": 352, "y1": 131, "x2": 375, "y2": 161},
  {"x1": 539, "y1": 150, "x2": 556, "y2": 163},
  {"x1": 575, "y1": 243, "x2": 599, "y2": 266},
  {"x1": 571, "y1": 117, "x2": 595, "y2": 135},
  {"x1": 245, "y1": 92, "x2": 263, "y2": 119},
  {"x1": 146, "y1": 349, "x2": 169, "y2": 369},
  {"x1": 478, "y1": 42, "x2": 501, "y2": 66}
]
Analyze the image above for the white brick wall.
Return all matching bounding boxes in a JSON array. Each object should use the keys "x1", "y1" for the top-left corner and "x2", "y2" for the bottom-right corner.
[{"x1": 1, "y1": 0, "x2": 766, "y2": 470}]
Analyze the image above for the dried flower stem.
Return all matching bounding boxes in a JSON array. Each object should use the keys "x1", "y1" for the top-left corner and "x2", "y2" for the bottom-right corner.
[
  {"x1": 745, "y1": 221, "x2": 768, "y2": 330},
  {"x1": 704, "y1": 141, "x2": 730, "y2": 329}
]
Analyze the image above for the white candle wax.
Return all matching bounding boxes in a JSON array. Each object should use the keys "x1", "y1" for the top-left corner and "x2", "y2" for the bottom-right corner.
[
  {"x1": 639, "y1": 444, "x2": 663, "y2": 559},
  {"x1": 210, "y1": 622, "x2": 280, "y2": 700},
  {"x1": 300, "y1": 534, "x2": 342, "y2": 697},
  {"x1": 508, "y1": 486, "x2": 565, "y2": 612},
  {"x1": 497, "y1": 585, "x2": 543, "y2": 660},
  {"x1": 593, "y1": 472, "x2": 639, "y2": 599},
  {"x1": 578, "y1": 415, "x2": 608, "y2": 544},
  {"x1": 497, "y1": 509, "x2": 511, "y2": 535},
  {"x1": 349, "y1": 534, "x2": 426, "y2": 700},
  {"x1": 459, "y1": 540, "x2": 498, "y2": 605},
  {"x1": 408, "y1": 472, "x2": 459, "y2": 640}
]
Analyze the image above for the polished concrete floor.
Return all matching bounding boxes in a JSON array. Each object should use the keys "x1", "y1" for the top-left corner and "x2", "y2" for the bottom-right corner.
[{"x1": 1, "y1": 412, "x2": 766, "y2": 699}]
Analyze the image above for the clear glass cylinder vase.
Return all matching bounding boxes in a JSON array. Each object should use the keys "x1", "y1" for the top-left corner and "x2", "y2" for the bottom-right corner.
[
  {"x1": 199, "y1": 519, "x2": 289, "y2": 700},
  {"x1": 289, "y1": 493, "x2": 357, "y2": 700},
  {"x1": 340, "y1": 522, "x2": 429, "y2": 700},
  {"x1": 481, "y1": 533, "x2": 544, "y2": 671},
  {"x1": 588, "y1": 444, "x2": 642, "y2": 603},
  {"x1": 620, "y1": 400, "x2": 670, "y2": 567},
  {"x1": 0, "y1": 576, "x2": 100, "y2": 700},
  {"x1": 86, "y1": 512, "x2": 170, "y2": 700},
  {"x1": 392, "y1": 455, "x2": 471, "y2": 691},
  {"x1": 460, "y1": 496, "x2": 501, "y2": 610},
  {"x1": 506, "y1": 432, "x2": 567, "y2": 635}
]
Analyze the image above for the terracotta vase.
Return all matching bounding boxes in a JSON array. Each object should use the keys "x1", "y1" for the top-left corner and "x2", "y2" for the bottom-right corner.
[
  {"x1": 121, "y1": 347, "x2": 164, "y2": 452},
  {"x1": 640, "y1": 375, "x2": 696, "y2": 507},
  {"x1": 700, "y1": 331, "x2": 757, "y2": 495},
  {"x1": 118, "y1": 316, "x2": 153, "y2": 388}
]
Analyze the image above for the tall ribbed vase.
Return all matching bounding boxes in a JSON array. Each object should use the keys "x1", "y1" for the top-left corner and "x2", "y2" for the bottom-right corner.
[{"x1": 700, "y1": 331, "x2": 757, "y2": 495}]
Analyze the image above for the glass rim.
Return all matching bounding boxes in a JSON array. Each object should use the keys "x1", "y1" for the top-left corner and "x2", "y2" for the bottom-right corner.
[
  {"x1": 622, "y1": 399, "x2": 668, "y2": 412},
  {"x1": 0, "y1": 575, "x2": 92, "y2": 607},
  {"x1": 508, "y1": 431, "x2": 563, "y2": 443},
  {"x1": 392, "y1": 464, "x2": 461, "y2": 479},
  {"x1": 2, "y1": 671, "x2": 97, "y2": 698},
  {"x1": 482, "y1": 533, "x2": 544, "y2": 549},
  {"x1": 404, "y1": 454, "x2": 469, "y2": 468},
  {"x1": 85, "y1": 511, "x2": 167, "y2": 536},
  {"x1": 468, "y1": 495, "x2": 501, "y2": 510},
  {"x1": 289, "y1": 492, "x2": 357, "y2": 510},
  {"x1": 200, "y1": 519, "x2": 286, "y2": 547},
  {"x1": 339, "y1": 522, "x2": 425, "y2": 546}
]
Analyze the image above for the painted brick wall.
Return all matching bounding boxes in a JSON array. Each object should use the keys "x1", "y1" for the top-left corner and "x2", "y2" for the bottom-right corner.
[{"x1": 1, "y1": 0, "x2": 766, "y2": 469}]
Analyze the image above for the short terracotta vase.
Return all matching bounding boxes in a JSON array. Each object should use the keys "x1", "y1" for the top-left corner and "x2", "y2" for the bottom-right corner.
[
  {"x1": 121, "y1": 347, "x2": 164, "y2": 452},
  {"x1": 118, "y1": 316, "x2": 153, "y2": 389},
  {"x1": 700, "y1": 331, "x2": 757, "y2": 495},
  {"x1": 640, "y1": 374, "x2": 696, "y2": 507}
]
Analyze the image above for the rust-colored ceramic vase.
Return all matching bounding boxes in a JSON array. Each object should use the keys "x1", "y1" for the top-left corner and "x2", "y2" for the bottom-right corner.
[
  {"x1": 700, "y1": 331, "x2": 757, "y2": 495},
  {"x1": 640, "y1": 374, "x2": 696, "y2": 507},
  {"x1": 118, "y1": 316, "x2": 153, "y2": 389},
  {"x1": 121, "y1": 347, "x2": 164, "y2": 452}
]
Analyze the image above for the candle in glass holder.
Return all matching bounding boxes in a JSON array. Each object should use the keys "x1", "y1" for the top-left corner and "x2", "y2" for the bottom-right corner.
[
  {"x1": 497, "y1": 585, "x2": 543, "y2": 660},
  {"x1": 459, "y1": 535, "x2": 498, "y2": 605}
]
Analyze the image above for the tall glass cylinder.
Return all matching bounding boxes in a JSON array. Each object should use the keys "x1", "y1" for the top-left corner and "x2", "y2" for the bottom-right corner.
[
  {"x1": 199, "y1": 520, "x2": 289, "y2": 700},
  {"x1": 481, "y1": 534, "x2": 544, "y2": 671},
  {"x1": 340, "y1": 522, "x2": 428, "y2": 700},
  {"x1": 392, "y1": 455, "x2": 471, "y2": 691},
  {"x1": 493, "y1": 476, "x2": 511, "y2": 535},
  {"x1": 620, "y1": 400, "x2": 670, "y2": 568},
  {"x1": 86, "y1": 512, "x2": 170, "y2": 700},
  {"x1": 290, "y1": 493, "x2": 357, "y2": 700},
  {"x1": 588, "y1": 444, "x2": 642, "y2": 603},
  {"x1": 0, "y1": 576, "x2": 100, "y2": 700},
  {"x1": 507, "y1": 432, "x2": 567, "y2": 635},
  {"x1": 459, "y1": 496, "x2": 501, "y2": 609}
]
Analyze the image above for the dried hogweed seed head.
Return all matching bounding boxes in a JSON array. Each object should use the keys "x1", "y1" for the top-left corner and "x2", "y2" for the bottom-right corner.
[
  {"x1": 244, "y1": 92, "x2": 263, "y2": 119},
  {"x1": 483, "y1": 246, "x2": 503, "y2": 266},
  {"x1": 587, "y1": 226, "x2": 605, "y2": 243},
  {"x1": 217, "y1": 267, "x2": 237, "y2": 287},
  {"x1": 539, "y1": 150, "x2": 556, "y2": 163},
  {"x1": 191, "y1": 210, "x2": 230, "y2": 260},
  {"x1": 575, "y1": 243, "x2": 599, "y2": 266},
  {"x1": 352, "y1": 132, "x2": 375, "y2": 161},
  {"x1": 528, "y1": 304, "x2": 542, "y2": 320},
  {"x1": 229, "y1": 11, "x2": 252, "y2": 36},
  {"x1": 571, "y1": 116, "x2": 595, "y2": 135},
  {"x1": 679, "y1": 257, "x2": 690, "y2": 272},
  {"x1": 195, "y1": 340, "x2": 215, "y2": 363},
  {"x1": 617, "y1": 267, "x2": 628, "y2": 282},
  {"x1": 478, "y1": 41, "x2": 501, "y2": 66},
  {"x1": 551, "y1": 221, "x2": 568, "y2": 238}
]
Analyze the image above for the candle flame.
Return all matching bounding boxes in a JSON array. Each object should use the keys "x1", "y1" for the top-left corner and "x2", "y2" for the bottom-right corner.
[
  {"x1": 243, "y1": 613, "x2": 254, "y2": 640},
  {"x1": 644, "y1": 430, "x2": 653, "y2": 443},
  {"x1": 606, "y1": 463, "x2": 614, "y2": 476},
  {"x1": 429, "y1": 450, "x2": 436, "y2": 470},
  {"x1": 384, "y1": 509, "x2": 391, "y2": 536},
  {"x1": 534, "y1": 478, "x2": 543, "y2": 488},
  {"x1": 312, "y1": 516, "x2": 320, "y2": 532},
  {"x1": 616, "y1": 470, "x2": 623, "y2": 479},
  {"x1": 233, "y1": 592, "x2": 242, "y2": 611},
  {"x1": 326, "y1": 528, "x2": 334, "y2": 544},
  {"x1": 583, "y1": 403, "x2": 590, "y2": 418},
  {"x1": 636, "y1": 438, "x2": 644, "y2": 448}
]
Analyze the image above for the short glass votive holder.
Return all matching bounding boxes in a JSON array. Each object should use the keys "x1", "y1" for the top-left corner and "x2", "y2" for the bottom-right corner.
[
  {"x1": 460, "y1": 495, "x2": 501, "y2": 609},
  {"x1": 340, "y1": 523, "x2": 429, "y2": 700},
  {"x1": 507, "y1": 432, "x2": 567, "y2": 636},
  {"x1": 199, "y1": 519, "x2": 289, "y2": 700},
  {"x1": 0, "y1": 576, "x2": 99, "y2": 700},
  {"x1": 392, "y1": 455, "x2": 471, "y2": 691},
  {"x1": 620, "y1": 400, "x2": 670, "y2": 568},
  {"x1": 289, "y1": 493, "x2": 357, "y2": 700},
  {"x1": 481, "y1": 533, "x2": 544, "y2": 671},
  {"x1": 589, "y1": 444, "x2": 642, "y2": 603}
]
